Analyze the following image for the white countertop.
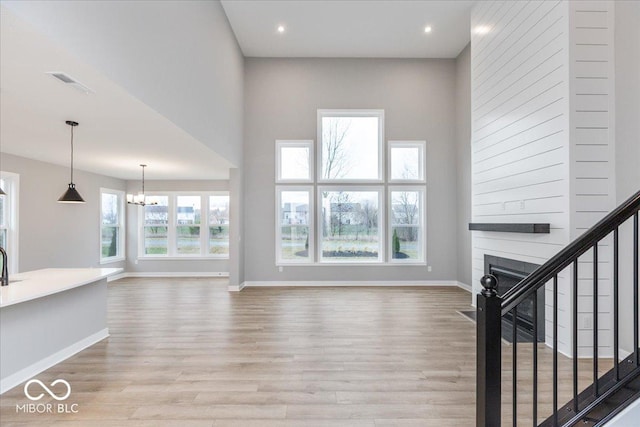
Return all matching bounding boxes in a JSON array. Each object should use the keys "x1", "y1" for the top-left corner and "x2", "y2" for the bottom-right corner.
[{"x1": 0, "y1": 268, "x2": 122, "y2": 308}]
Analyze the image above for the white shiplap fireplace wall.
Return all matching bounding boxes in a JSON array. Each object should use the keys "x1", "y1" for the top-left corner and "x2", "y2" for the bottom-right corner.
[{"x1": 471, "y1": 0, "x2": 615, "y2": 358}]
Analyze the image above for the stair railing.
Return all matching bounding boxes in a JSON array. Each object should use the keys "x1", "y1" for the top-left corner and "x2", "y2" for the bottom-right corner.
[{"x1": 477, "y1": 189, "x2": 640, "y2": 426}]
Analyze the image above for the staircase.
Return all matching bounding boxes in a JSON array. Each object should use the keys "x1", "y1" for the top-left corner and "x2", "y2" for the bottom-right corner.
[{"x1": 476, "y1": 190, "x2": 640, "y2": 426}]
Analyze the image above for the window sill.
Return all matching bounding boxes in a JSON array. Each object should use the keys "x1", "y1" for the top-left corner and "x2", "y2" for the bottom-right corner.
[
  {"x1": 137, "y1": 256, "x2": 229, "y2": 261},
  {"x1": 276, "y1": 262, "x2": 427, "y2": 267},
  {"x1": 100, "y1": 256, "x2": 125, "y2": 265}
]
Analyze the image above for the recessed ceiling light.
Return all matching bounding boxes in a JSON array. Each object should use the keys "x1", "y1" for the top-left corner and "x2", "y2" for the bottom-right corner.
[
  {"x1": 277, "y1": 25, "x2": 285, "y2": 33},
  {"x1": 474, "y1": 25, "x2": 491, "y2": 35},
  {"x1": 424, "y1": 26, "x2": 432, "y2": 33}
]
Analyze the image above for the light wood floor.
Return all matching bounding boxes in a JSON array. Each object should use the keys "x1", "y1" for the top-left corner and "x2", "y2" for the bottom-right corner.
[{"x1": 0, "y1": 278, "x2": 611, "y2": 426}]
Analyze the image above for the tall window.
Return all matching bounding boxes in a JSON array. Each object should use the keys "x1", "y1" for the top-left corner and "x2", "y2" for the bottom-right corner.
[
  {"x1": 209, "y1": 195, "x2": 230, "y2": 256},
  {"x1": 0, "y1": 173, "x2": 19, "y2": 272},
  {"x1": 139, "y1": 192, "x2": 229, "y2": 259},
  {"x1": 389, "y1": 188, "x2": 425, "y2": 263},
  {"x1": 276, "y1": 187, "x2": 313, "y2": 264},
  {"x1": 276, "y1": 110, "x2": 426, "y2": 265},
  {"x1": 319, "y1": 188, "x2": 383, "y2": 262},
  {"x1": 143, "y1": 195, "x2": 169, "y2": 255},
  {"x1": 318, "y1": 110, "x2": 384, "y2": 182},
  {"x1": 100, "y1": 189, "x2": 125, "y2": 263}
]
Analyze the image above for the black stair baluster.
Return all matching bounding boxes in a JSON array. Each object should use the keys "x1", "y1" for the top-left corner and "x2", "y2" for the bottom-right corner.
[
  {"x1": 533, "y1": 291, "x2": 538, "y2": 426},
  {"x1": 573, "y1": 260, "x2": 579, "y2": 413},
  {"x1": 513, "y1": 306, "x2": 517, "y2": 427},
  {"x1": 614, "y1": 227, "x2": 619, "y2": 381},
  {"x1": 594, "y1": 242, "x2": 599, "y2": 397},
  {"x1": 634, "y1": 213, "x2": 638, "y2": 366},
  {"x1": 553, "y1": 275, "x2": 558, "y2": 426}
]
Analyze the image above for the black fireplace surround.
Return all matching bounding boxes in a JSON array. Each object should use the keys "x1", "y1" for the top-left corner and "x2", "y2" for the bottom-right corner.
[{"x1": 484, "y1": 255, "x2": 545, "y2": 342}]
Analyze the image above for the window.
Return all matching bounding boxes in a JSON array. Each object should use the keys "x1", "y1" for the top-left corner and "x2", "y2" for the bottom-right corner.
[
  {"x1": 143, "y1": 195, "x2": 169, "y2": 255},
  {"x1": 318, "y1": 110, "x2": 384, "y2": 182},
  {"x1": 389, "y1": 141, "x2": 426, "y2": 182},
  {"x1": 275, "y1": 110, "x2": 427, "y2": 265},
  {"x1": 176, "y1": 195, "x2": 201, "y2": 254},
  {"x1": 209, "y1": 195, "x2": 230, "y2": 256},
  {"x1": 389, "y1": 188, "x2": 425, "y2": 263},
  {"x1": 100, "y1": 189, "x2": 125, "y2": 263},
  {"x1": 276, "y1": 140, "x2": 313, "y2": 182},
  {"x1": 319, "y1": 188, "x2": 383, "y2": 263},
  {"x1": 139, "y1": 192, "x2": 229, "y2": 259},
  {"x1": 0, "y1": 173, "x2": 19, "y2": 272},
  {"x1": 276, "y1": 187, "x2": 313, "y2": 264}
]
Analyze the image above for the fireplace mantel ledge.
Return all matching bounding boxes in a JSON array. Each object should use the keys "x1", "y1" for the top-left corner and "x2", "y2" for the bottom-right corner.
[{"x1": 468, "y1": 223, "x2": 550, "y2": 234}]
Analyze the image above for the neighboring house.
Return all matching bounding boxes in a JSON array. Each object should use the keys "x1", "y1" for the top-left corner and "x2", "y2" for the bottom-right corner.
[
  {"x1": 282, "y1": 203, "x2": 308, "y2": 225},
  {"x1": 176, "y1": 206, "x2": 196, "y2": 224}
]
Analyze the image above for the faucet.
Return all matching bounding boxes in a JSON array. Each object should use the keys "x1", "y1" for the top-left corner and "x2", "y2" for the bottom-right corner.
[{"x1": 0, "y1": 246, "x2": 7, "y2": 286}]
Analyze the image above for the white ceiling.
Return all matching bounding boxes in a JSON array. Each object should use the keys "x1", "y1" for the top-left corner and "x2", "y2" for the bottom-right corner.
[
  {"x1": 221, "y1": 0, "x2": 475, "y2": 58},
  {"x1": 0, "y1": 7, "x2": 233, "y2": 181}
]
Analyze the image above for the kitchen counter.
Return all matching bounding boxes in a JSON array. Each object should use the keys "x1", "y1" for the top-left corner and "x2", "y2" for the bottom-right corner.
[
  {"x1": 1, "y1": 267, "x2": 122, "y2": 394},
  {"x1": 0, "y1": 268, "x2": 122, "y2": 308}
]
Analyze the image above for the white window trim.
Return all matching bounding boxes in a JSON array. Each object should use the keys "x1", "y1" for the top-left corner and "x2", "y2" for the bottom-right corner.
[
  {"x1": 275, "y1": 186, "x2": 315, "y2": 265},
  {"x1": 387, "y1": 186, "x2": 427, "y2": 265},
  {"x1": 275, "y1": 140, "x2": 314, "y2": 183},
  {"x1": 137, "y1": 191, "x2": 230, "y2": 260},
  {"x1": 317, "y1": 109, "x2": 385, "y2": 184},
  {"x1": 317, "y1": 185, "x2": 385, "y2": 264},
  {"x1": 99, "y1": 188, "x2": 126, "y2": 264},
  {"x1": 1, "y1": 172, "x2": 19, "y2": 273},
  {"x1": 388, "y1": 140, "x2": 427, "y2": 183}
]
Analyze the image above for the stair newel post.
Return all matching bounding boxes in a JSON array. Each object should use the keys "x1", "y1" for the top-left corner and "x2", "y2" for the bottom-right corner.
[{"x1": 477, "y1": 274, "x2": 502, "y2": 427}]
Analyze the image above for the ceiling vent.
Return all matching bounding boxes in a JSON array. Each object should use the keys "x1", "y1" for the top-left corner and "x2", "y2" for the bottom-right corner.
[{"x1": 46, "y1": 72, "x2": 94, "y2": 94}]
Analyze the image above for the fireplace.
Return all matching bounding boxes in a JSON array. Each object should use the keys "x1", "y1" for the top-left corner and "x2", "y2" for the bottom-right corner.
[{"x1": 484, "y1": 255, "x2": 545, "y2": 342}]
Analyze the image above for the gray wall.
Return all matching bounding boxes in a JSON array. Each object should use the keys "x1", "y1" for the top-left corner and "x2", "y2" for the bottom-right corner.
[
  {"x1": 614, "y1": 0, "x2": 640, "y2": 355},
  {"x1": 125, "y1": 179, "x2": 230, "y2": 274},
  {"x1": 455, "y1": 44, "x2": 472, "y2": 288},
  {"x1": 243, "y1": 58, "x2": 458, "y2": 282},
  {"x1": 3, "y1": 153, "x2": 126, "y2": 272}
]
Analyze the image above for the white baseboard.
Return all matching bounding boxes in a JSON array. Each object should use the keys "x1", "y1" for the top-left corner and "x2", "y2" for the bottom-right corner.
[
  {"x1": 456, "y1": 281, "x2": 472, "y2": 292},
  {"x1": 238, "y1": 280, "x2": 469, "y2": 289},
  {"x1": 109, "y1": 272, "x2": 229, "y2": 282},
  {"x1": 0, "y1": 328, "x2": 109, "y2": 395},
  {"x1": 227, "y1": 282, "x2": 246, "y2": 292}
]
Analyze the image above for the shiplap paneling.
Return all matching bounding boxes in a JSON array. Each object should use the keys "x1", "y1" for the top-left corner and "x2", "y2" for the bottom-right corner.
[
  {"x1": 569, "y1": 0, "x2": 615, "y2": 357},
  {"x1": 471, "y1": 0, "x2": 572, "y2": 354},
  {"x1": 470, "y1": 0, "x2": 616, "y2": 358}
]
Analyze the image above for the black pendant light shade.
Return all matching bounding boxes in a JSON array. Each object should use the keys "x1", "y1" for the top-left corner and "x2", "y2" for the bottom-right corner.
[
  {"x1": 58, "y1": 120, "x2": 85, "y2": 203},
  {"x1": 0, "y1": 187, "x2": 5, "y2": 196},
  {"x1": 58, "y1": 183, "x2": 85, "y2": 203}
]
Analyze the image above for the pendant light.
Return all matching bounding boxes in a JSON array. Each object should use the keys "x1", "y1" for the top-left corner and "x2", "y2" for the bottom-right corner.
[
  {"x1": 58, "y1": 120, "x2": 85, "y2": 203},
  {"x1": 127, "y1": 164, "x2": 157, "y2": 206}
]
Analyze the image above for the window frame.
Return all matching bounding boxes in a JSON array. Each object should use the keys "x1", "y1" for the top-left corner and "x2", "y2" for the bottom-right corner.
[
  {"x1": 387, "y1": 186, "x2": 427, "y2": 264},
  {"x1": 275, "y1": 140, "x2": 314, "y2": 183},
  {"x1": 388, "y1": 140, "x2": 427, "y2": 183},
  {"x1": 317, "y1": 185, "x2": 385, "y2": 264},
  {"x1": 275, "y1": 185, "x2": 314, "y2": 265},
  {"x1": 317, "y1": 109, "x2": 385, "y2": 184},
  {"x1": 99, "y1": 188, "x2": 126, "y2": 264},
  {"x1": 137, "y1": 191, "x2": 230, "y2": 260},
  {"x1": 207, "y1": 193, "x2": 231, "y2": 258},
  {"x1": 0, "y1": 172, "x2": 19, "y2": 273}
]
